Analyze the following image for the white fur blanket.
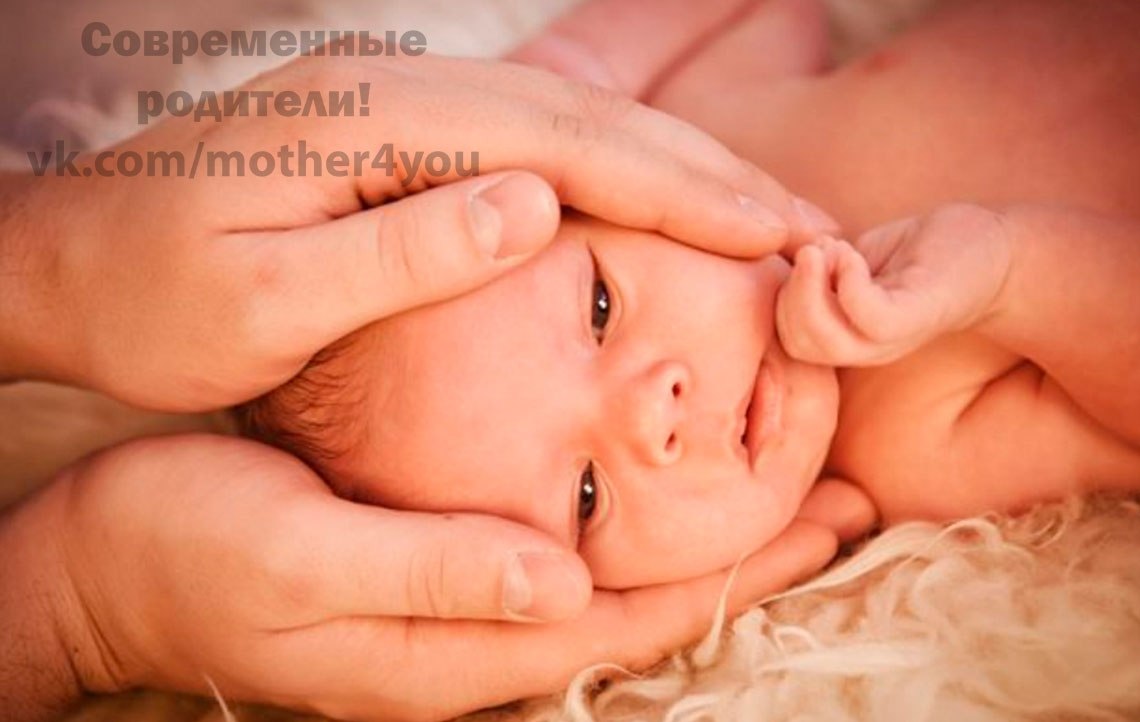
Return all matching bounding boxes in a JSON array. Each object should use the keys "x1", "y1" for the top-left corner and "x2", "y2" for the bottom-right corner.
[{"x1": 3, "y1": 1, "x2": 1138, "y2": 721}]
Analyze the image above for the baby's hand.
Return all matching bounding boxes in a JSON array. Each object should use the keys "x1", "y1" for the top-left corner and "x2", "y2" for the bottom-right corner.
[{"x1": 777, "y1": 204, "x2": 1013, "y2": 366}]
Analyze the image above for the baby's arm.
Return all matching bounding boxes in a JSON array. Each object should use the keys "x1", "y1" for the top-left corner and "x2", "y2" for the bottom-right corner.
[
  {"x1": 778, "y1": 203, "x2": 1140, "y2": 448},
  {"x1": 977, "y1": 205, "x2": 1140, "y2": 447}
]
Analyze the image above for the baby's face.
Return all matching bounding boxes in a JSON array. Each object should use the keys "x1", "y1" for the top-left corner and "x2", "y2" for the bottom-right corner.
[{"x1": 330, "y1": 217, "x2": 839, "y2": 588}]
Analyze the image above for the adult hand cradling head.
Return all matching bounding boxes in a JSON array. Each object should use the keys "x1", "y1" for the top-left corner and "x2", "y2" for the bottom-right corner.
[
  {"x1": 1, "y1": 11, "x2": 836, "y2": 414},
  {"x1": 0, "y1": 1, "x2": 862, "y2": 722}
]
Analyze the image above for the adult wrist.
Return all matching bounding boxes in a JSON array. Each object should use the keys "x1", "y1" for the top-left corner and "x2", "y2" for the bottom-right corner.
[
  {"x1": 0, "y1": 174, "x2": 81, "y2": 385},
  {"x1": 0, "y1": 479, "x2": 86, "y2": 721}
]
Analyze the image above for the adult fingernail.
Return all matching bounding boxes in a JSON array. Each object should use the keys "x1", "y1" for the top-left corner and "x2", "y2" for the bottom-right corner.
[
  {"x1": 503, "y1": 551, "x2": 589, "y2": 622},
  {"x1": 469, "y1": 193, "x2": 504, "y2": 258},
  {"x1": 794, "y1": 196, "x2": 841, "y2": 234},
  {"x1": 738, "y1": 194, "x2": 789, "y2": 233},
  {"x1": 471, "y1": 174, "x2": 559, "y2": 260}
]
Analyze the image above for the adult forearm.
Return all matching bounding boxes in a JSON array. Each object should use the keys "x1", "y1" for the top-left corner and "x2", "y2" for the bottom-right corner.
[
  {"x1": 979, "y1": 204, "x2": 1140, "y2": 446},
  {"x1": 0, "y1": 482, "x2": 85, "y2": 722}
]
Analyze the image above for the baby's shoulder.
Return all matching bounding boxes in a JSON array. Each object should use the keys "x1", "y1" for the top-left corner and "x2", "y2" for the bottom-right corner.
[{"x1": 827, "y1": 332, "x2": 1140, "y2": 522}]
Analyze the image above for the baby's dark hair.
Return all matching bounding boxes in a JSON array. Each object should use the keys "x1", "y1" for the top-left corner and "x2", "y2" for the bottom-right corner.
[{"x1": 234, "y1": 332, "x2": 370, "y2": 479}]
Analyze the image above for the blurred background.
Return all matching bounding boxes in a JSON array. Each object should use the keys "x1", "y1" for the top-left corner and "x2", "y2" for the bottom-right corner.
[{"x1": 0, "y1": 0, "x2": 931, "y2": 161}]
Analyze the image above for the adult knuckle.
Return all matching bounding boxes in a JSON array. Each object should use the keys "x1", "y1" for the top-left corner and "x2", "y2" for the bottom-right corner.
[
  {"x1": 257, "y1": 537, "x2": 318, "y2": 609},
  {"x1": 376, "y1": 205, "x2": 433, "y2": 292},
  {"x1": 277, "y1": 564, "x2": 321, "y2": 610},
  {"x1": 244, "y1": 247, "x2": 290, "y2": 295},
  {"x1": 227, "y1": 292, "x2": 278, "y2": 359},
  {"x1": 575, "y1": 80, "x2": 636, "y2": 125},
  {"x1": 405, "y1": 544, "x2": 450, "y2": 618},
  {"x1": 556, "y1": 80, "x2": 635, "y2": 145},
  {"x1": 219, "y1": 254, "x2": 291, "y2": 353},
  {"x1": 550, "y1": 110, "x2": 588, "y2": 143}
]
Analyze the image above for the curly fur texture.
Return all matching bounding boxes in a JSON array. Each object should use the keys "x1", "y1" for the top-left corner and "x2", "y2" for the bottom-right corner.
[{"x1": 540, "y1": 496, "x2": 1140, "y2": 722}]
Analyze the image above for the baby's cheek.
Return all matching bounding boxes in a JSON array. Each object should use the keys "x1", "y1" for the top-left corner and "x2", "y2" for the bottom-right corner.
[{"x1": 581, "y1": 511, "x2": 772, "y2": 590}]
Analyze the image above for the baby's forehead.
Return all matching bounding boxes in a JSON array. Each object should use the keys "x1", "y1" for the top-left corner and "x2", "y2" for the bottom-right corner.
[
  {"x1": 337, "y1": 214, "x2": 711, "y2": 425},
  {"x1": 336, "y1": 295, "x2": 581, "y2": 515},
  {"x1": 366, "y1": 218, "x2": 641, "y2": 337},
  {"x1": 352, "y1": 217, "x2": 732, "y2": 399},
  {"x1": 336, "y1": 224, "x2": 643, "y2": 469}
]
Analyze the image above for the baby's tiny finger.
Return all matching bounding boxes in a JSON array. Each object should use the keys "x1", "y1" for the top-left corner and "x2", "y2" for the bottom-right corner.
[
  {"x1": 834, "y1": 241, "x2": 898, "y2": 342},
  {"x1": 797, "y1": 478, "x2": 879, "y2": 543},
  {"x1": 782, "y1": 245, "x2": 874, "y2": 364},
  {"x1": 776, "y1": 246, "x2": 828, "y2": 362}
]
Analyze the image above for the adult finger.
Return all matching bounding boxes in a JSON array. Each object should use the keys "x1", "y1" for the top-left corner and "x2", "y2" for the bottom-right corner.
[
  {"x1": 277, "y1": 520, "x2": 838, "y2": 720},
  {"x1": 262, "y1": 476, "x2": 592, "y2": 622},
  {"x1": 509, "y1": 0, "x2": 763, "y2": 98},
  {"x1": 797, "y1": 477, "x2": 879, "y2": 543},
  {"x1": 463, "y1": 520, "x2": 839, "y2": 699},
  {"x1": 234, "y1": 171, "x2": 559, "y2": 349},
  {"x1": 321, "y1": 55, "x2": 837, "y2": 256},
  {"x1": 455, "y1": 54, "x2": 840, "y2": 249}
]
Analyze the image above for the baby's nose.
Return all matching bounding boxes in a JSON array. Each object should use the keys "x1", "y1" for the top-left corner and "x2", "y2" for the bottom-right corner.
[{"x1": 621, "y1": 360, "x2": 689, "y2": 466}]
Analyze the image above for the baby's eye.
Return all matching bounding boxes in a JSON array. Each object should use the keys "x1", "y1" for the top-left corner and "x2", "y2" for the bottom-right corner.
[
  {"x1": 577, "y1": 463, "x2": 599, "y2": 532},
  {"x1": 590, "y1": 262, "x2": 611, "y2": 343}
]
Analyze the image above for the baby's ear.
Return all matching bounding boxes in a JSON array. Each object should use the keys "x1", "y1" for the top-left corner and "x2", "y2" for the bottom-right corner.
[{"x1": 796, "y1": 478, "x2": 879, "y2": 544}]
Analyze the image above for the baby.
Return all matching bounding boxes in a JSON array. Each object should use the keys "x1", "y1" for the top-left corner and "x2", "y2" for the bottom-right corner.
[{"x1": 239, "y1": 0, "x2": 1140, "y2": 589}]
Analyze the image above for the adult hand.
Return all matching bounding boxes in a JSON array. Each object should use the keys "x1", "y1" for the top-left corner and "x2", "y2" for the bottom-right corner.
[
  {"x1": 0, "y1": 32, "x2": 834, "y2": 413},
  {"x1": 0, "y1": 434, "x2": 870, "y2": 722}
]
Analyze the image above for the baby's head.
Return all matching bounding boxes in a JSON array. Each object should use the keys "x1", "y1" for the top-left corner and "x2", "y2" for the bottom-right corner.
[{"x1": 241, "y1": 216, "x2": 839, "y2": 588}]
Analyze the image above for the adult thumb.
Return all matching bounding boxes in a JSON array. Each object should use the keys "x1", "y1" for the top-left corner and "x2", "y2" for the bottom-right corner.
[
  {"x1": 274, "y1": 491, "x2": 594, "y2": 622},
  {"x1": 241, "y1": 170, "x2": 560, "y2": 343}
]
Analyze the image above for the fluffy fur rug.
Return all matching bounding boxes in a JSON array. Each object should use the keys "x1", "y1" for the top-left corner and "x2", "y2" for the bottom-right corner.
[{"x1": 3, "y1": 1, "x2": 1138, "y2": 721}]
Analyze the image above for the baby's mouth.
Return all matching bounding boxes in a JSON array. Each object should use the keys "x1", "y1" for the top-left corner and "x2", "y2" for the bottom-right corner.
[{"x1": 740, "y1": 354, "x2": 784, "y2": 470}]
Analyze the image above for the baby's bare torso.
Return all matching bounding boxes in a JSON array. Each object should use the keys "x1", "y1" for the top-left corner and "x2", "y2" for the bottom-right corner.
[{"x1": 663, "y1": 0, "x2": 1140, "y2": 520}]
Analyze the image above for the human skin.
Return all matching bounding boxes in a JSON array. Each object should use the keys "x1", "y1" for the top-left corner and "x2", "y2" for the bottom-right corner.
[
  {"x1": 779, "y1": 205, "x2": 1140, "y2": 519},
  {"x1": 261, "y1": 0, "x2": 1140, "y2": 589},
  {"x1": 649, "y1": 0, "x2": 1140, "y2": 231},
  {"x1": 317, "y1": 216, "x2": 840, "y2": 589},
  {"x1": 0, "y1": 2, "x2": 857, "y2": 720},
  {"x1": 0, "y1": 435, "x2": 864, "y2": 722},
  {"x1": 646, "y1": 0, "x2": 1140, "y2": 519},
  {"x1": 0, "y1": 40, "x2": 836, "y2": 415}
]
